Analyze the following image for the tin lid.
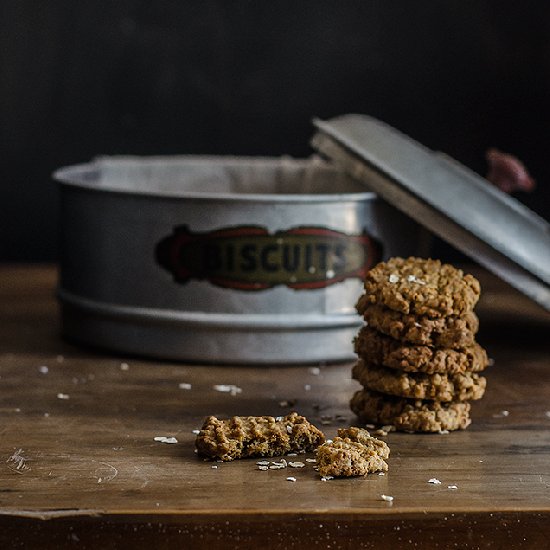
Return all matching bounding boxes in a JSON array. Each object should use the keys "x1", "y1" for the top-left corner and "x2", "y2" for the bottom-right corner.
[{"x1": 311, "y1": 114, "x2": 550, "y2": 311}]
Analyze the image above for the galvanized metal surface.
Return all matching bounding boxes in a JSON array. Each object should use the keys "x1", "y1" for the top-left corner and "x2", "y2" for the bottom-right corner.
[
  {"x1": 312, "y1": 115, "x2": 550, "y2": 311},
  {"x1": 54, "y1": 156, "x2": 422, "y2": 363}
]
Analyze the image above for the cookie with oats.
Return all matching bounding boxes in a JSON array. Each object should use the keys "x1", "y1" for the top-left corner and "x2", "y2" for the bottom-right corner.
[
  {"x1": 361, "y1": 257, "x2": 481, "y2": 318},
  {"x1": 350, "y1": 389, "x2": 472, "y2": 432},
  {"x1": 354, "y1": 326, "x2": 489, "y2": 374},
  {"x1": 352, "y1": 360, "x2": 486, "y2": 402},
  {"x1": 316, "y1": 430, "x2": 389, "y2": 478},
  {"x1": 357, "y1": 301, "x2": 479, "y2": 349},
  {"x1": 336, "y1": 427, "x2": 390, "y2": 459},
  {"x1": 195, "y1": 412, "x2": 325, "y2": 462}
]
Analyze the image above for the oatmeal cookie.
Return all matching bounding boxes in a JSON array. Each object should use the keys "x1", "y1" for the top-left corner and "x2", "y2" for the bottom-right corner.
[
  {"x1": 195, "y1": 412, "x2": 325, "y2": 461},
  {"x1": 350, "y1": 389, "x2": 472, "y2": 432},
  {"x1": 354, "y1": 326, "x2": 489, "y2": 374},
  {"x1": 361, "y1": 257, "x2": 480, "y2": 318},
  {"x1": 336, "y1": 426, "x2": 390, "y2": 459},
  {"x1": 316, "y1": 430, "x2": 389, "y2": 477},
  {"x1": 352, "y1": 360, "x2": 486, "y2": 402},
  {"x1": 357, "y1": 302, "x2": 478, "y2": 349}
]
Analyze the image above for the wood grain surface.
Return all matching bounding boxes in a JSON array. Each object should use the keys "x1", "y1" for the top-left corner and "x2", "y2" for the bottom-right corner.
[{"x1": 1, "y1": 265, "x2": 550, "y2": 548}]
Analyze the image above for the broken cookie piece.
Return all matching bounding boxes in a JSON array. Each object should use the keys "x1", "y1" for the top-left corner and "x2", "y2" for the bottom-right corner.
[
  {"x1": 316, "y1": 427, "x2": 389, "y2": 478},
  {"x1": 195, "y1": 412, "x2": 325, "y2": 461},
  {"x1": 336, "y1": 427, "x2": 390, "y2": 459}
]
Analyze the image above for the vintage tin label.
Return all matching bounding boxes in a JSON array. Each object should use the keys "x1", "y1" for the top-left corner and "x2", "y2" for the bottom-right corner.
[{"x1": 156, "y1": 225, "x2": 381, "y2": 290}]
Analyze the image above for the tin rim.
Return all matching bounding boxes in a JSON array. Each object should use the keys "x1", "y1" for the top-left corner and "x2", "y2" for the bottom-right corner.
[
  {"x1": 57, "y1": 289, "x2": 362, "y2": 330},
  {"x1": 52, "y1": 156, "x2": 377, "y2": 203}
]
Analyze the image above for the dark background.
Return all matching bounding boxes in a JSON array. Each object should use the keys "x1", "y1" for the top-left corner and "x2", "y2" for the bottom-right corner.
[{"x1": 2, "y1": 1, "x2": 550, "y2": 262}]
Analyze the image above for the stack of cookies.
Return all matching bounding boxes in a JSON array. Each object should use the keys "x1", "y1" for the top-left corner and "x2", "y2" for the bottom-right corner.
[{"x1": 351, "y1": 257, "x2": 489, "y2": 432}]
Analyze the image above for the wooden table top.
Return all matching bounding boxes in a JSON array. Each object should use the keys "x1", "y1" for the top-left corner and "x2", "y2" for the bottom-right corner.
[{"x1": 1, "y1": 265, "x2": 550, "y2": 548}]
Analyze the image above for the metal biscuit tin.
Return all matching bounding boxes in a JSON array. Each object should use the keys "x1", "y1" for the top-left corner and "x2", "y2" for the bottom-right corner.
[{"x1": 54, "y1": 156, "x2": 422, "y2": 363}]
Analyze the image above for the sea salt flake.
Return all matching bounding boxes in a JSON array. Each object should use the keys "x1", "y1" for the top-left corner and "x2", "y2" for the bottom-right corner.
[
  {"x1": 388, "y1": 274, "x2": 400, "y2": 283},
  {"x1": 304, "y1": 384, "x2": 311, "y2": 391},
  {"x1": 378, "y1": 472, "x2": 385, "y2": 476},
  {"x1": 306, "y1": 458, "x2": 317, "y2": 463},
  {"x1": 428, "y1": 478, "x2": 442, "y2": 485},
  {"x1": 545, "y1": 411, "x2": 550, "y2": 418},
  {"x1": 286, "y1": 477, "x2": 297, "y2": 482},
  {"x1": 308, "y1": 367, "x2": 321, "y2": 375},
  {"x1": 286, "y1": 453, "x2": 297, "y2": 457},
  {"x1": 286, "y1": 425, "x2": 293, "y2": 434},
  {"x1": 179, "y1": 383, "x2": 192, "y2": 390},
  {"x1": 448, "y1": 485, "x2": 458, "y2": 490},
  {"x1": 57, "y1": 393, "x2": 69, "y2": 400},
  {"x1": 256, "y1": 460, "x2": 270, "y2": 466},
  {"x1": 321, "y1": 476, "x2": 334, "y2": 482},
  {"x1": 211, "y1": 465, "x2": 218, "y2": 469},
  {"x1": 407, "y1": 274, "x2": 426, "y2": 285},
  {"x1": 438, "y1": 430, "x2": 450, "y2": 435},
  {"x1": 288, "y1": 461, "x2": 305, "y2": 468},
  {"x1": 38, "y1": 365, "x2": 49, "y2": 374},
  {"x1": 381, "y1": 494, "x2": 394, "y2": 502},
  {"x1": 257, "y1": 465, "x2": 269, "y2": 471},
  {"x1": 120, "y1": 362, "x2": 129, "y2": 371},
  {"x1": 191, "y1": 429, "x2": 200, "y2": 435}
]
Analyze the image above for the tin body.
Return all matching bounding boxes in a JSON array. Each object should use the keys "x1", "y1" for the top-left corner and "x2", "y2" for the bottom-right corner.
[{"x1": 54, "y1": 156, "x2": 422, "y2": 363}]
